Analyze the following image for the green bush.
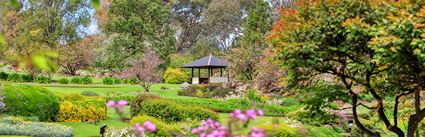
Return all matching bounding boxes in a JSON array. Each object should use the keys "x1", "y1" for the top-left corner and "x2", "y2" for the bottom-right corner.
[
  {"x1": 35, "y1": 76, "x2": 50, "y2": 84},
  {"x1": 247, "y1": 89, "x2": 263, "y2": 103},
  {"x1": 103, "y1": 77, "x2": 114, "y2": 85},
  {"x1": 305, "y1": 125, "x2": 341, "y2": 137},
  {"x1": 70, "y1": 77, "x2": 82, "y2": 84},
  {"x1": 81, "y1": 77, "x2": 93, "y2": 84},
  {"x1": 114, "y1": 78, "x2": 122, "y2": 84},
  {"x1": 287, "y1": 109, "x2": 338, "y2": 126},
  {"x1": 136, "y1": 99, "x2": 218, "y2": 123},
  {"x1": 20, "y1": 74, "x2": 33, "y2": 82},
  {"x1": 0, "y1": 71, "x2": 8, "y2": 80},
  {"x1": 163, "y1": 68, "x2": 189, "y2": 84},
  {"x1": 130, "y1": 93, "x2": 162, "y2": 117},
  {"x1": 81, "y1": 91, "x2": 99, "y2": 96},
  {"x1": 7, "y1": 73, "x2": 23, "y2": 82},
  {"x1": 3, "y1": 84, "x2": 60, "y2": 121},
  {"x1": 58, "y1": 78, "x2": 69, "y2": 84},
  {"x1": 130, "y1": 115, "x2": 182, "y2": 137},
  {"x1": 178, "y1": 84, "x2": 234, "y2": 98},
  {"x1": 127, "y1": 78, "x2": 138, "y2": 84},
  {"x1": 258, "y1": 123, "x2": 297, "y2": 137},
  {"x1": 0, "y1": 116, "x2": 72, "y2": 137}
]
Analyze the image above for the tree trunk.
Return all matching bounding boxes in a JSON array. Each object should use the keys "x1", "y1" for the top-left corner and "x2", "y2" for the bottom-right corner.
[{"x1": 351, "y1": 93, "x2": 381, "y2": 137}]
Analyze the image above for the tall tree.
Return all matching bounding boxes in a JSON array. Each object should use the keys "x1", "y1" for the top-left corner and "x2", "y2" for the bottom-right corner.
[
  {"x1": 103, "y1": 0, "x2": 175, "y2": 71},
  {"x1": 271, "y1": 0, "x2": 425, "y2": 136},
  {"x1": 227, "y1": 0, "x2": 272, "y2": 81}
]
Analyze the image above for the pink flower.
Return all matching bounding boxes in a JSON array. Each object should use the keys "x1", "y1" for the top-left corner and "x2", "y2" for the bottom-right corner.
[
  {"x1": 106, "y1": 100, "x2": 116, "y2": 107},
  {"x1": 117, "y1": 100, "x2": 128, "y2": 106},
  {"x1": 192, "y1": 128, "x2": 199, "y2": 134},
  {"x1": 134, "y1": 123, "x2": 145, "y2": 133},
  {"x1": 246, "y1": 109, "x2": 257, "y2": 120},
  {"x1": 118, "y1": 107, "x2": 124, "y2": 113},
  {"x1": 236, "y1": 113, "x2": 248, "y2": 122},
  {"x1": 143, "y1": 121, "x2": 156, "y2": 132},
  {"x1": 257, "y1": 110, "x2": 264, "y2": 116}
]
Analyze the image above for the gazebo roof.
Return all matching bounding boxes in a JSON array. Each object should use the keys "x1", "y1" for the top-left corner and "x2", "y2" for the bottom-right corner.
[{"x1": 182, "y1": 54, "x2": 228, "y2": 68}]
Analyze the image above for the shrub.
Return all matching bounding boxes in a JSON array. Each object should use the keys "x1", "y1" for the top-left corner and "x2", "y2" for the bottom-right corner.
[
  {"x1": 163, "y1": 68, "x2": 189, "y2": 84},
  {"x1": 7, "y1": 73, "x2": 23, "y2": 82},
  {"x1": 58, "y1": 78, "x2": 69, "y2": 84},
  {"x1": 20, "y1": 74, "x2": 33, "y2": 82},
  {"x1": 104, "y1": 127, "x2": 137, "y2": 137},
  {"x1": 103, "y1": 77, "x2": 114, "y2": 85},
  {"x1": 247, "y1": 89, "x2": 263, "y2": 103},
  {"x1": 178, "y1": 84, "x2": 234, "y2": 98},
  {"x1": 81, "y1": 91, "x2": 99, "y2": 96},
  {"x1": 0, "y1": 116, "x2": 72, "y2": 137},
  {"x1": 127, "y1": 78, "x2": 138, "y2": 84},
  {"x1": 70, "y1": 77, "x2": 82, "y2": 84},
  {"x1": 257, "y1": 123, "x2": 297, "y2": 137},
  {"x1": 36, "y1": 76, "x2": 50, "y2": 84},
  {"x1": 56, "y1": 94, "x2": 107, "y2": 122},
  {"x1": 305, "y1": 125, "x2": 341, "y2": 137},
  {"x1": 81, "y1": 77, "x2": 93, "y2": 84},
  {"x1": 3, "y1": 84, "x2": 60, "y2": 121},
  {"x1": 0, "y1": 71, "x2": 8, "y2": 80},
  {"x1": 130, "y1": 115, "x2": 182, "y2": 137},
  {"x1": 136, "y1": 99, "x2": 218, "y2": 123},
  {"x1": 287, "y1": 109, "x2": 338, "y2": 126},
  {"x1": 114, "y1": 78, "x2": 122, "y2": 84},
  {"x1": 130, "y1": 93, "x2": 162, "y2": 117}
]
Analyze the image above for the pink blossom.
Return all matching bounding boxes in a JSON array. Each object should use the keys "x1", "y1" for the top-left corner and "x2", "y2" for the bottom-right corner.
[
  {"x1": 143, "y1": 121, "x2": 156, "y2": 132},
  {"x1": 236, "y1": 113, "x2": 248, "y2": 122},
  {"x1": 106, "y1": 100, "x2": 116, "y2": 107},
  {"x1": 192, "y1": 128, "x2": 199, "y2": 134},
  {"x1": 246, "y1": 109, "x2": 257, "y2": 120},
  {"x1": 257, "y1": 110, "x2": 264, "y2": 116},
  {"x1": 134, "y1": 123, "x2": 145, "y2": 133},
  {"x1": 117, "y1": 100, "x2": 128, "y2": 106},
  {"x1": 118, "y1": 107, "x2": 124, "y2": 113}
]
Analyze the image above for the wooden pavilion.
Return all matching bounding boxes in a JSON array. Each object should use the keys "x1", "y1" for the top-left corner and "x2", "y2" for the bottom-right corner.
[{"x1": 182, "y1": 54, "x2": 229, "y2": 84}]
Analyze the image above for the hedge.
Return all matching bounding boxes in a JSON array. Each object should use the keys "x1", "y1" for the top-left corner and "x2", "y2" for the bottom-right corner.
[
  {"x1": 3, "y1": 84, "x2": 60, "y2": 121},
  {"x1": 56, "y1": 94, "x2": 107, "y2": 122}
]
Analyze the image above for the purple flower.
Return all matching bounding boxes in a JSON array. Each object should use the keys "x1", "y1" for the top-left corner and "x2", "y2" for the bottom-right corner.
[
  {"x1": 106, "y1": 100, "x2": 116, "y2": 107},
  {"x1": 257, "y1": 110, "x2": 264, "y2": 116},
  {"x1": 143, "y1": 121, "x2": 156, "y2": 132},
  {"x1": 236, "y1": 113, "x2": 248, "y2": 122},
  {"x1": 134, "y1": 123, "x2": 145, "y2": 133},
  {"x1": 246, "y1": 109, "x2": 257, "y2": 120},
  {"x1": 192, "y1": 128, "x2": 199, "y2": 134},
  {"x1": 117, "y1": 100, "x2": 128, "y2": 106}
]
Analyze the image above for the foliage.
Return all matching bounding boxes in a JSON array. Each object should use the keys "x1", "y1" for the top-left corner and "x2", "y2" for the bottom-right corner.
[
  {"x1": 56, "y1": 94, "x2": 106, "y2": 122},
  {"x1": 0, "y1": 116, "x2": 72, "y2": 137},
  {"x1": 136, "y1": 99, "x2": 218, "y2": 123},
  {"x1": 58, "y1": 78, "x2": 69, "y2": 84},
  {"x1": 103, "y1": 77, "x2": 114, "y2": 85},
  {"x1": 114, "y1": 78, "x2": 121, "y2": 84},
  {"x1": 81, "y1": 77, "x2": 93, "y2": 84},
  {"x1": 35, "y1": 75, "x2": 50, "y2": 84},
  {"x1": 130, "y1": 93, "x2": 162, "y2": 117},
  {"x1": 59, "y1": 36, "x2": 97, "y2": 75},
  {"x1": 3, "y1": 84, "x2": 59, "y2": 121},
  {"x1": 20, "y1": 74, "x2": 32, "y2": 82},
  {"x1": 70, "y1": 77, "x2": 82, "y2": 84},
  {"x1": 287, "y1": 109, "x2": 338, "y2": 126},
  {"x1": 102, "y1": 0, "x2": 175, "y2": 70},
  {"x1": 121, "y1": 49, "x2": 164, "y2": 92},
  {"x1": 247, "y1": 89, "x2": 263, "y2": 103},
  {"x1": 163, "y1": 68, "x2": 189, "y2": 84},
  {"x1": 0, "y1": 71, "x2": 8, "y2": 80},
  {"x1": 6, "y1": 73, "x2": 22, "y2": 82},
  {"x1": 305, "y1": 125, "x2": 341, "y2": 137},
  {"x1": 257, "y1": 123, "x2": 297, "y2": 137},
  {"x1": 130, "y1": 115, "x2": 182, "y2": 137},
  {"x1": 80, "y1": 91, "x2": 99, "y2": 96},
  {"x1": 178, "y1": 84, "x2": 234, "y2": 98}
]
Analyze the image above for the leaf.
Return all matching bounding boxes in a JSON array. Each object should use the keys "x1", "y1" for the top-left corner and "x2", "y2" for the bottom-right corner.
[
  {"x1": 90, "y1": 0, "x2": 100, "y2": 10},
  {"x1": 9, "y1": 0, "x2": 21, "y2": 9},
  {"x1": 32, "y1": 55, "x2": 49, "y2": 70}
]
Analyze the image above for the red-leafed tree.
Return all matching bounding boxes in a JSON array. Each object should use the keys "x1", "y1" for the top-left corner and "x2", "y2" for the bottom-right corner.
[{"x1": 122, "y1": 49, "x2": 164, "y2": 92}]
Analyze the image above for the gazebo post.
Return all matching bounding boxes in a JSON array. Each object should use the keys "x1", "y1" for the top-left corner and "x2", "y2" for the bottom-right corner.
[
  {"x1": 220, "y1": 68, "x2": 223, "y2": 77},
  {"x1": 191, "y1": 68, "x2": 194, "y2": 83},
  {"x1": 198, "y1": 68, "x2": 200, "y2": 78}
]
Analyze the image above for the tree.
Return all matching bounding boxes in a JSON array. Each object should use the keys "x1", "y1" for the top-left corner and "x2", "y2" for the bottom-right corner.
[
  {"x1": 59, "y1": 36, "x2": 98, "y2": 75},
  {"x1": 270, "y1": 0, "x2": 424, "y2": 136},
  {"x1": 122, "y1": 49, "x2": 164, "y2": 92},
  {"x1": 103, "y1": 0, "x2": 175, "y2": 71},
  {"x1": 227, "y1": 0, "x2": 272, "y2": 81}
]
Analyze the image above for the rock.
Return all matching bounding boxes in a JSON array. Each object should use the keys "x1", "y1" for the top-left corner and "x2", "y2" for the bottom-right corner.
[
  {"x1": 180, "y1": 82, "x2": 190, "y2": 89},
  {"x1": 160, "y1": 86, "x2": 169, "y2": 90}
]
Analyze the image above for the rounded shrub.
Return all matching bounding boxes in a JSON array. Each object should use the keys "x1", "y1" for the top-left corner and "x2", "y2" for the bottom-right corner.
[
  {"x1": 103, "y1": 77, "x2": 114, "y2": 85},
  {"x1": 20, "y1": 74, "x2": 33, "y2": 82},
  {"x1": 163, "y1": 68, "x2": 189, "y2": 84},
  {"x1": 114, "y1": 78, "x2": 121, "y2": 84},
  {"x1": 130, "y1": 93, "x2": 162, "y2": 117},
  {"x1": 81, "y1": 77, "x2": 93, "y2": 84},
  {"x1": 56, "y1": 95, "x2": 107, "y2": 122},
  {"x1": 3, "y1": 84, "x2": 60, "y2": 121},
  {"x1": 0, "y1": 71, "x2": 8, "y2": 80},
  {"x1": 36, "y1": 76, "x2": 50, "y2": 84},
  {"x1": 81, "y1": 91, "x2": 99, "y2": 96},
  {"x1": 134, "y1": 99, "x2": 218, "y2": 123},
  {"x1": 258, "y1": 123, "x2": 297, "y2": 137},
  {"x1": 130, "y1": 115, "x2": 181, "y2": 137},
  {"x1": 70, "y1": 77, "x2": 82, "y2": 84},
  {"x1": 58, "y1": 78, "x2": 69, "y2": 84},
  {"x1": 7, "y1": 73, "x2": 23, "y2": 82}
]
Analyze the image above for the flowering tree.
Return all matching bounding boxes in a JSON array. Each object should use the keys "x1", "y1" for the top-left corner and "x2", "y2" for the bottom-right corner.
[{"x1": 122, "y1": 49, "x2": 164, "y2": 92}]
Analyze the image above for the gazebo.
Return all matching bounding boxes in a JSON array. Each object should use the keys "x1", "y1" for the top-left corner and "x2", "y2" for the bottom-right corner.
[{"x1": 182, "y1": 54, "x2": 229, "y2": 84}]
